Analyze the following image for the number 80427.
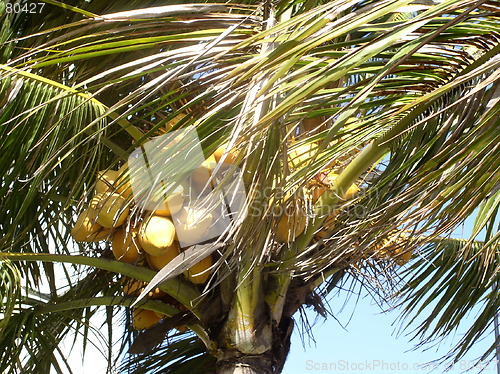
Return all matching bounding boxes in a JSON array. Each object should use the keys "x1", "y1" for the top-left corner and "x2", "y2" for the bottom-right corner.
[{"x1": 5, "y1": 2, "x2": 45, "y2": 13}]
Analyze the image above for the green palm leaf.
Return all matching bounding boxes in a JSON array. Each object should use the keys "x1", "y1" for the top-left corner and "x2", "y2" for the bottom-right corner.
[{"x1": 397, "y1": 233, "x2": 500, "y2": 363}]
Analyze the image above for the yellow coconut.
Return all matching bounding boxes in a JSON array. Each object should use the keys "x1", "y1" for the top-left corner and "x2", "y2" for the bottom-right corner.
[
  {"x1": 289, "y1": 142, "x2": 344, "y2": 170},
  {"x1": 395, "y1": 250, "x2": 413, "y2": 266},
  {"x1": 314, "y1": 208, "x2": 340, "y2": 240},
  {"x1": 275, "y1": 201, "x2": 307, "y2": 243},
  {"x1": 139, "y1": 215, "x2": 177, "y2": 256},
  {"x1": 123, "y1": 279, "x2": 145, "y2": 296},
  {"x1": 325, "y1": 172, "x2": 339, "y2": 184},
  {"x1": 393, "y1": 245, "x2": 412, "y2": 266},
  {"x1": 191, "y1": 155, "x2": 216, "y2": 191},
  {"x1": 184, "y1": 254, "x2": 213, "y2": 284},
  {"x1": 173, "y1": 206, "x2": 213, "y2": 244},
  {"x1": 115, "y1": 162, "x2": 133, "y2": 199},
  {"x1": 151, "y1": 311, "x2": 188, "y2": 332},
  {"x1": 71, "y1": 209, "x2": 110, "y2": 242},
  {"x1": 95, "y1": 170, "x2": 119, "y2": 194},
  {"x1": 112, "y1": 228, "x2": 142, "y2": 263},
  {"x1": 369, "y1": 237, "x2": 391, "y2": 259},
  {"x1": 132, "y1": 308, "x2": 162, "y2": 330},
  {"x1": 370, "y1": 233, "x2": 411, "y2": 265},
  {"x1": 288, "y1": 143, "x2": 317, "y2": 169},
  {"x1": 153, "y1": 311, "x2": 167, "y2": 319},
  {"x1": 149, "y1": 288, "x2": 167, "y2": 299},
  {"x1": 89, "y1": 192, "x2": 130, "y2": 228},
  {"x1": 148, "y1": 182, "x2": 184, "y2": 217},
  {"x1": 310, "y1": 184, "x2": 327, "y2": 203},
  {"x1": 146, "y1": 241, "x2": 180, "y2": 271},
  {"x1": 92, "y1": 227, "x2": 112, "y2": 242},
  {"x1": 342, "y1": 183, "x2": 360, "y2": 200},
  {"x1": 213, "y1": 143, "x2": 237, "y2": 164},
  {"x1": 122, "y1": 278, "x2": 166, "y2": 299}
]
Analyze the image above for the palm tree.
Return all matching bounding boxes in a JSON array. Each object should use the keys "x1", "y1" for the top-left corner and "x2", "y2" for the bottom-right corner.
[{"x1": 0, "y1": 0, "x2": 499, "y2": 373}]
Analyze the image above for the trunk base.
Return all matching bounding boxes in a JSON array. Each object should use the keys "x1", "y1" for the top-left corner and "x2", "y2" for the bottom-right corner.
[{"x1": 216, "y1": 353, "x2": 273, "y2": 374}]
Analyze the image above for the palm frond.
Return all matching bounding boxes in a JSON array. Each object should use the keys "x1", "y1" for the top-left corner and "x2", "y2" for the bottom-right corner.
[
  {"x1": 120, "y1": 334, "x2": 216, "y2": 374},
  {"x1": 0, "y1": 266, "x2": 113, "y2": 373},
  {"x1": 396, "y1": 232, "x2": 500, "y2": 364},
  {"x1": 0, "y1": 60, "x2": 144, "y2": 286},
  {"x1": 0, "y1": 260, "x2": 21, "y2": 338}
]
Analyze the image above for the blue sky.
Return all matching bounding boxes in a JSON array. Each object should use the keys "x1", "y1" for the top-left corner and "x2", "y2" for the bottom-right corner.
[
  {"x1": 282, "y1": 213, "x2": 499, "y2": 374},
  {"x1": 282, "y1": 287, "x2": 496, "y2": 374}
]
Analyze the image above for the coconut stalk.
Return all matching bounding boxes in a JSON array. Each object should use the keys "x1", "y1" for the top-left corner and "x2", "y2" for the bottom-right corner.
[
  {"x1": 264, "y1": 108, "x2": 430, "y2": 323},
  {"x1": 1, "y1": 252, "x2": 202, "y2": 317},
  {"x1": 215, "y1": 4, "x2": 283, "y2": 371}
]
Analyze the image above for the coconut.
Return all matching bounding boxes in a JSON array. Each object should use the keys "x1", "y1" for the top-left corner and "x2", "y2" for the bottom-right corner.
[
  {"x1": 132, "y1": 308, "x2": 162, "y2": 330},
  {"x1": 92, "y1": 227, "x2": 111, "y2": 242},
  {"x1": 213, "y1": 143, "x2": 237, "y2": 164},
  {"x1": 288, "y1": 143, "x2": 317, "y2": 169},
  {"x1": 149, "y1": 288, "x2": 167, "y2": 299},
  {"x1": 139, "y1": 215, "x2": 177, "y2": 256},
  {"x1": 269, "y1": 186, "x2": 308, "y2": 243},
  {"x1": 310, "y1": 184, "x2": 327, "y2": 203},
  {"x1": 122, "y1": 278, "x2": 165, "y2": 298},
  {"x1": 122, "y1": 279, "x2": 145, "y2": 296},
  {"x1": 115, "y1": 162, "x2": 133, "y2": 199},
  {"x1": 395, "y1": 250, "x2": 413, "y2": 266},
  {"x1": 275, "y1": 201, "x2": 307, "y2": 243},
  {"x1": 71, "y1": 210, "x2": 100, "y2": 242},
  {"x1": 147, "y1": 182, "x2": 184, "y2": 217},
  {"x1": 112, "y1": 228, "x2": 142, "y2": 263},
  {"x1": 326, "y1": 170, "x2": 359, "y2": 200},
  {"x1": 152, "y1": 310, "x2": 188, "y2": 332},
  {"x1": 176, "y1": 325, "x2": 189, "y2": 333},
  {"x1": 95, "y1": 170, "x2": 118, "y2": 193},
  {"x1": 173, "y1": 206, "x2": 213, "y2": 244},
  {"x1": 71, "y1": 209, "x2": 110, "y2": 242},
  {"x1": 391, "y1": 238, "x2": 412, "y2": 265},
  {"x1": 314, "y1": 208, "x2": 340, "y2": 240},
  {"x1": 343, "y1": 183, "x2": 360, "y2": 200},
  {"x1": 146, "y1": 241, "x2": 180, "y2": 270},
  {"x1": 89, "y1": 192, "x2": 130, "y2": 228},
  {"x1": 289, "y1": 142, "x2": 342, "y2": 170},
  {"x1": 369, "y1": 233, "x2": 411, "y2": 265},
  {"x1": 184, "y1": 254, "x2": 213, "y2": 284},
  {"x1": 153, "y1": 311, "x2": 167, "y2": 319},
  {"x1": 191, "y1": 155, "x2": 216, "y2": 191}
]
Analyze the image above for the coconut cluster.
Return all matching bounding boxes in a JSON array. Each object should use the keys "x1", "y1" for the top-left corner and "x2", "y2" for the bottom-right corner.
[
  {"x1": 278, "y1": 142, "x2": 361, "y2": 243},
  {"x1": 71, "y1": 139, "x2": 408, "y2": 329},
  {"x1": 367, "y1": 234, "x2": 413, "y2": 265},
  {"x1": 288, "y1": 142, "x2": 411, "y2": 266},
  {"x1": 70, "y1": 145, "x2": 240, "y2": 330}
]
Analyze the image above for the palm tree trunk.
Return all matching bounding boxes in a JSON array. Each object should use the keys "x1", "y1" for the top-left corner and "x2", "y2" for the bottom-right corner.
[
  {"x1": 218, "y1": 366, "x2": 264, "y2": 374},
  {"x1": 215, "y1": 315, "x2": 294, "y2": 374},
  {"x1": 216, "y1": 354, "x2": 274, "y2": 374}
]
